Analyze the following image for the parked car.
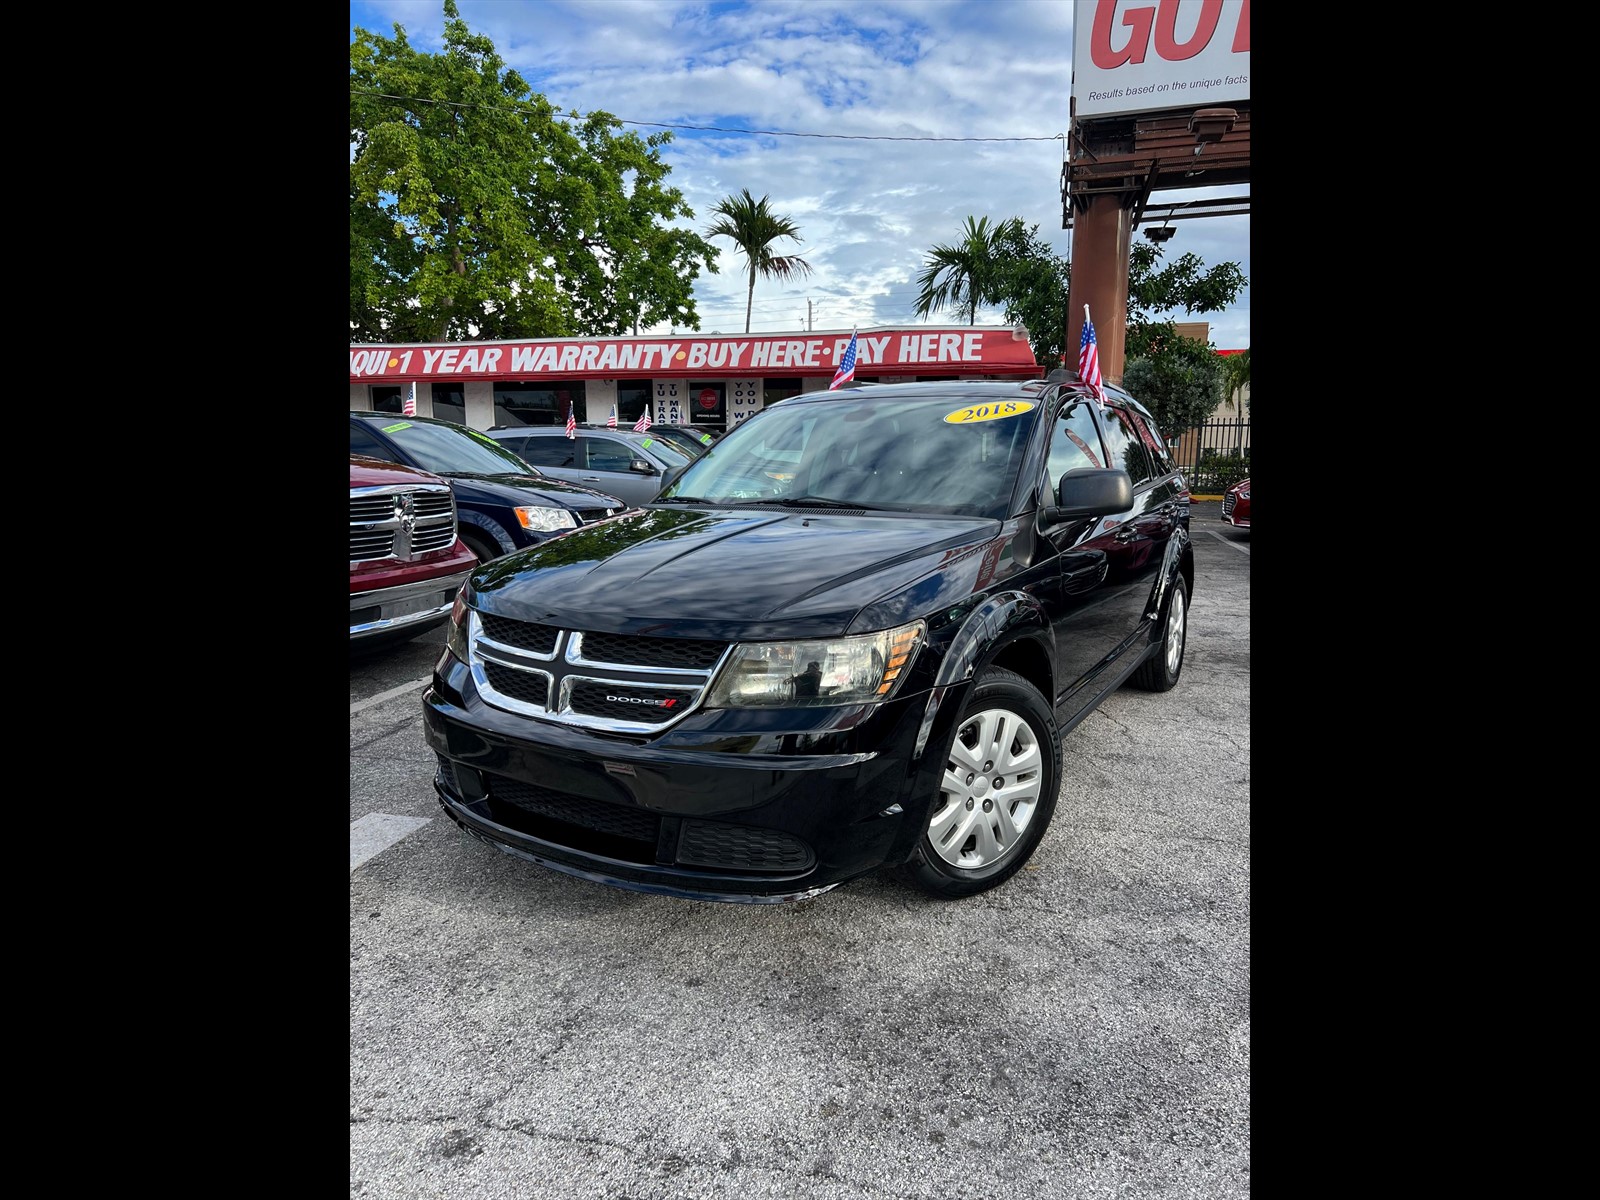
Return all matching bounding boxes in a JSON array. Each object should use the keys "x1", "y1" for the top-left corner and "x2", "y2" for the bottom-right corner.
[
  {"x1": 1222, "y1": 477, "x2": 1250, "y2": 528},
  {"x1": 425, "y1": 372, "x2": 1194, "y2": 903},
  {"x1": 349, "y1": 454, "x2": 477, "y2": 649},
  {"x1": 350, "y1": 412, "x2": 628, "y2": 563},
  {"x1": 645, "y1": 424, "x2": 719, "y2": 459},
  {"x1": 485, "y1": 424, "x2": 694, "y2": 509}
]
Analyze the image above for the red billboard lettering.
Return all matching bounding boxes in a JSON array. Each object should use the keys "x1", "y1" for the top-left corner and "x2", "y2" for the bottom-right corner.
[
  {"x1": 1154, "y1": 0, "x2": 1223, "y2": 62},
  {"x1": 1089, "y1": 0, "x2": 1247, "y2": 68}
]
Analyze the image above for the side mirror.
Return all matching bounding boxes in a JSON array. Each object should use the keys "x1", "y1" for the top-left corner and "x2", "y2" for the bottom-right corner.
[
  {"x1": 630, "y1": 458, "x2": 657, "y2": 474},
  {"x1": 1040, "y1": 468, "x2": 1133, "y2": 527},
  {"x1": 660, "y1": 465, "x2": 686, "y2": 491}
]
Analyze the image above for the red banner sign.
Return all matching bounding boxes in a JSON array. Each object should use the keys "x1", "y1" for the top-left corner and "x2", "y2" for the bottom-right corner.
[{"x1": 350, "y1": 327, "x2": 1040, "y2": 383}]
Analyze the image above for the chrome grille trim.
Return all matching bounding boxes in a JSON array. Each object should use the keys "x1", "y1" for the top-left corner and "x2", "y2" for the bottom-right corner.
[
  {"x1": 349, "y1": 482, "x2": 458, "y2": 563},
  {"x1": 566, "y1": 631, "x2": 726, "y2": 677},
  {"x1": 467, "y1": 612, "x2": 733, "y2": 734}
]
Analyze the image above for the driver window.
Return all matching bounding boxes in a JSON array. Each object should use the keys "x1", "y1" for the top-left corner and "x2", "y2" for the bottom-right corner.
[
  {"x1": 1046, "y1": 400, "x2": 1107, "y2": 489},
  {"x1": 583, "y1": 437, "x2": 635, "y2": 472}
]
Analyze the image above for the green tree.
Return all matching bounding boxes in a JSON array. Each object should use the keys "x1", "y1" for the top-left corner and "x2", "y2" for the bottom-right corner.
[
  {"x1": 913, "y1": 216, "x2": 1020, "y2": 325},
  {"x1": 349, "y1": 0, "x2": 718, "y2": 341},
  {"x1": 1123, "y1": 241, "x2": 1248, "y2": 361},
  {"x1": 1221, "y1": 347, "x2": 1250, "y2": 413},
  {"x1": 987, "y1": 220, "x2": 1072, "y2": 365},
  {"x1": 703, "y1": 189, "x2": 814, "y2": 334},
  {"x1": 918, "y1": 221, "x2": 1246, "y2": 372},
  {"x1": 1120, "y1": 338, "x2": 1226, "y2": 439}
]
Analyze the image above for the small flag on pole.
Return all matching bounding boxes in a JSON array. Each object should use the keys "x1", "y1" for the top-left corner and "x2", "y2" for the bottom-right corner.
[
  {"x1": 565, "y1": 407, "x2": 576, "y2": 439},
  {"x1": 1078, "y1": 305, "x2": 1105, "y2": 407},
  {"x1": 829, "y1": 329, "x2": 858, "y2": 390},
  {"x1": 634, "y1": 405, "x2": 652, "y2": 433},
  {"x1": 402, "y1": 382, "x2": 417, "y2": 416},
  {"x1": 607, "y1": 406, "x2": 618, "y2": 429}
]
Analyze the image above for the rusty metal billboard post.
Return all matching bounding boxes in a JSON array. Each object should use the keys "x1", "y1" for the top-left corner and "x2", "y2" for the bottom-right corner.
[{"x1": 1065, "y1": 0, "x2": 1251, "y2": 382}]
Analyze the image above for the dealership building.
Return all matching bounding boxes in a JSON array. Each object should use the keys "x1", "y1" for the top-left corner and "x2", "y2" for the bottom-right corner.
[{"x1": 349, "y1": 325, "x2": 1044, "y2": 435}]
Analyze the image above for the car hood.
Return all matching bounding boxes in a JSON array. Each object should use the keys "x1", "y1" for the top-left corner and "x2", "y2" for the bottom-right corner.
[
  {"x1": 440, "y1": 471, "x2": 623, "y2": 511},
  {"x1": 467, "y1": 505, "x2": 1002, "y2": 641},
  {"x1": 350, "y1": 456, "x2": 444, "y2": 488}
]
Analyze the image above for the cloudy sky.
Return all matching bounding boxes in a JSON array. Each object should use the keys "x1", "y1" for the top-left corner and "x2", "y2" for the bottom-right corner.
[{"x1": 348, "y1": 0, "x2": 1250, "y2": 350}]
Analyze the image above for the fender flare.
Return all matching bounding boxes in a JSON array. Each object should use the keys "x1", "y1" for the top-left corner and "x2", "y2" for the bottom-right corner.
[
  {"x1": 913, "y1": 590, "x2": 1052, "y2": 758},
  {"x1": 457, "y1": 511, "x2": 516, "y2": 557},
  {"x1": 1144, "y1": 526, "x2": 1193, "y2": 624}
]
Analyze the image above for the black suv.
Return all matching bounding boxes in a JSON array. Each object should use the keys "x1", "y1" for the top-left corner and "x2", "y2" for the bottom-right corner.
[
  {"x1": 350, "y1": 412, "x2": 628, "y2": 562},
  {"x1": 425, "y1": 375, "x2": 1192, "y2": 902}
]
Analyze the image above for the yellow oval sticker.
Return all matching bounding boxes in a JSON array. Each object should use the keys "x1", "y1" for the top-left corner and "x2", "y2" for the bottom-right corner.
[{"x1": 942, "y1": 400, "x2": 1035, "y2": 425}]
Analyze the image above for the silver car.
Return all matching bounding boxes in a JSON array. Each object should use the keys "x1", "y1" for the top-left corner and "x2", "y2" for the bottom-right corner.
[{"x1": 486, "y1": 425, "x2": 694, "y2": 509}]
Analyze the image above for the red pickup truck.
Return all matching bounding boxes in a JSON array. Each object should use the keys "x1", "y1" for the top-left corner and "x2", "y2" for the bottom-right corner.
[{"x1": 350, "y1": 454, "x2": 477, "y2": 648}]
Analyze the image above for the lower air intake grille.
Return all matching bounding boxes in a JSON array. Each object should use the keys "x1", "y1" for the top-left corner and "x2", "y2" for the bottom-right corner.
[
  {"x1": 676, "y1": 821, "x2": 815, "y2": 872},
  {"x1": 489, "y1": 777, "x2": 659, "y2": 843}
]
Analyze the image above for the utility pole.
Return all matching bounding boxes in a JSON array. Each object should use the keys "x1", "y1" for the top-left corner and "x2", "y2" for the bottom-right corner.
[{"x1": 807, "y1": 300, "x2": 813, "y2": 332}]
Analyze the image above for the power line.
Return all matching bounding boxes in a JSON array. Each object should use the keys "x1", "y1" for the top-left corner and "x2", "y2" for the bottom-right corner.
[{"x1": 351, "y1": 89, "x2": 1064, "y2": 144}]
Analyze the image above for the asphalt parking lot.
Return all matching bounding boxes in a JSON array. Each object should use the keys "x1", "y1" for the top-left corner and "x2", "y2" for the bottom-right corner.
[{"x1": 350, "y1": 501, "x2": 1249, "y2": 1199}]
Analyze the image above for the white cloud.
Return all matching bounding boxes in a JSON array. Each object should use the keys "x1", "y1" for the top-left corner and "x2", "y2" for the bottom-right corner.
[{"x1": 351, "y1": 0, "x2": 1250, "y2": 349}]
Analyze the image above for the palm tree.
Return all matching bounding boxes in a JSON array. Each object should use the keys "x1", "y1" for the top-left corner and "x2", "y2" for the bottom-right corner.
[
  {"x1": 1221, "y1": 348, "x2": 1251, "y2": 413},
  {"x1": 704, "y1": 189, "x2": 814, "y2": 334},
  {"x1": 913, "y1": 216, "x2": 1016, "y2": 325}
]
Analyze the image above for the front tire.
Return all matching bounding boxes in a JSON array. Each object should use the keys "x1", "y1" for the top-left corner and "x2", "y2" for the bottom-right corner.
[
  {"x1": 902, "y1": 667, "x2": 1061, "y2": 898},
  {"x1": 1131, "y1": 574, "x2": 1188, "y2": 692}
]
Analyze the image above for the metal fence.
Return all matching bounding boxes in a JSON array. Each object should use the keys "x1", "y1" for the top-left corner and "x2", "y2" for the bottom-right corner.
[{"x1": 1170, "y1": 418, "x2": 1250, "y2": 494}]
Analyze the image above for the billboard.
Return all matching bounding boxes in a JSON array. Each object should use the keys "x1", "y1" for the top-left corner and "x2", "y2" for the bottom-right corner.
[{"x1": 1073, "y1": 0, "x2": 1250, "y2": 119}]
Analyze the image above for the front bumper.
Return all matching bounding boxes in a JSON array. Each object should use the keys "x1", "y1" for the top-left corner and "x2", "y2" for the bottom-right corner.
[
  {"x1": 350, "y1": 567, "x2": 474, "y2": 641},
  {"x1": 423, "y1": 654, "x2": 970, "y2": 902}
]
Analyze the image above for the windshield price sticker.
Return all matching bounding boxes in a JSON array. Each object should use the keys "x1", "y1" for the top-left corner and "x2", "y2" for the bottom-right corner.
[
  {"x1": 942, "y1": 400, "x2": 1035, "y2": 425},
  {"x1": 382, "y1": 421, "x2": 413, "y2": 433}
]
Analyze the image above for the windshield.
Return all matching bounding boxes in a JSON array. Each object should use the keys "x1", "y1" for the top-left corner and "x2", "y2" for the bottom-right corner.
[
  {"x1": 657, "y1": 389, "x2": 1042, "y2": 518},
  {"x1": 635, "y1": 435, "x2": 692, "y2": 468},
  {"x1": 381, "y1": 419, "x2": 540, "y2": 476}
]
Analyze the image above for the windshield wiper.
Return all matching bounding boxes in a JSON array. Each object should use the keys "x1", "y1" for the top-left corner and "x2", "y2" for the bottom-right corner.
[{"x1": 766, "y1": 495, "x2": 884, "y2": 510}]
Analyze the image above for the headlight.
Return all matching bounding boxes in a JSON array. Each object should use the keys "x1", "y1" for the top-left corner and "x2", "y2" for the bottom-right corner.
[
  {"x1": 445, "y1": 589, "x2": 472, "y2": 661},
  {"x1": 704, "y1": 620, "x2": 924, "y2": 708},
  {"x1": 515, "y1": 505, "x2": 578, "y2": 532}
]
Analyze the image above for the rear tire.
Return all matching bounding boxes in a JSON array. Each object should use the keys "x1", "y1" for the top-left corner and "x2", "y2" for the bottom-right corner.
[
  {"x1": 1131, "y1": 574, "x2": 1187, "y2": 692},
  {"x1": 901, "y1": 667, "x2": 1061, "y2": 898}
]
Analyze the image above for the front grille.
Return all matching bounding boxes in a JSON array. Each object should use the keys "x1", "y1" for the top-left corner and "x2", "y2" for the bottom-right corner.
[
  {"x1": 1222, "y1": 492, "x2": 1236, "y2": 517},
  {"x1": 577, "y1": 631, "x2": 726, "y2": 670},
  {"x1": 350, "y1": 483, "x2": 458, "y2": 562},
  {"x1": 483, "y1": 661, "x2": 551, "y2": 707},
  {"x1": 468, "y1": 612, "x2": 732, "y2": 734},
  {"x1": 480, "y1": 614, "x2": 559, "y2": 655},
  {"x1": 568, "y1": 679, "x2": 695, "y2": 726},
  {"x1": 574, "y1": 506, "x2": 618, "y2": 524}
]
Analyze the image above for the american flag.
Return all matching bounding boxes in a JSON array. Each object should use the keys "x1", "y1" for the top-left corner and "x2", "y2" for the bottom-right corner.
[
  {"x1": 607, "y1": 406, "x2": 617, "y2": 428},
  {"x1": 1078, "y1": 309, "x2": 1105, "y2": 406},
  {"x1": 634, "y1": 404, "x2": 652, "y2": 433},
  {"x1": 565, "y1": 407, "x2": 576, "y2": 439},
  {"x1": 402, "y1": 383, "x2": 416, "y2": 416},
  {"x1": 829, "y1": 330, "x2": 858, "y2": 390}
]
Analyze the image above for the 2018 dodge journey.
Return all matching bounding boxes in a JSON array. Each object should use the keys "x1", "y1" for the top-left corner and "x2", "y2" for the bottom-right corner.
[{"x1": 424, "y1": 373, "x2": 1193, "y2": 902}]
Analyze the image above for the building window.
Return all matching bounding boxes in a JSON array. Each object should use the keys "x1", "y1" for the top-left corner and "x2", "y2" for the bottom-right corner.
[
  {"x1": 764, "y1": 377, "x2": 802, "y2": 406},
  {"x1": 431, "y1": 384, "x2": 465, "y2": 425},
  {"x1": 493, "y1": 382, "x2": 587, "y2": 428},
  {"x1": 616, "y1": 380, "x2": 651, "y2": 426},
  {"x1": 688, "y1": 381, "x2": 725, "y2": 427},
  {"x1": 370, "y1": 386, "x2": 403, "y2": 414}
]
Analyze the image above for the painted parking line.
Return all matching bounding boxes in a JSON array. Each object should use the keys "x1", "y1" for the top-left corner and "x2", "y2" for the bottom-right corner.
[
  {"x1": 351, "y1": 675, "x2": 432, "y2": 716},
  {"x1": 351, "y1": 812, "x2": 432, "y2": 871},
  {"x1": 1202, "y1": 528, "x2": 1250, "y2": 554}
]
